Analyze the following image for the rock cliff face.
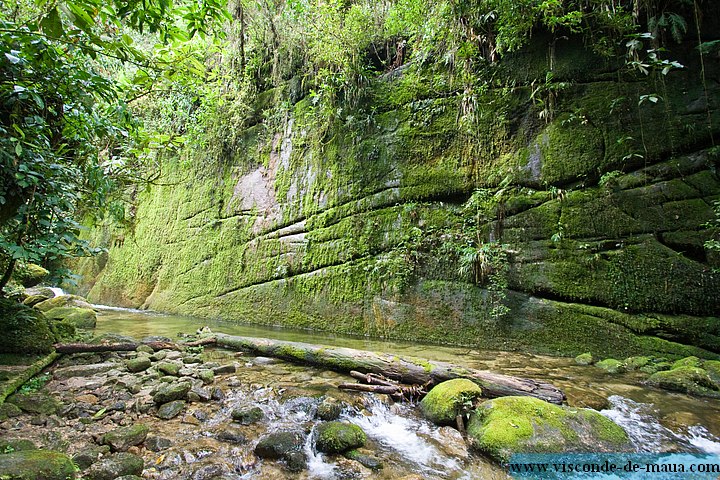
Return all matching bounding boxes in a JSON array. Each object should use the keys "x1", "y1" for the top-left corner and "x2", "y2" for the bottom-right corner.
[{"x1": 77, "y1": 32, "x2": 720, "y2": 358}]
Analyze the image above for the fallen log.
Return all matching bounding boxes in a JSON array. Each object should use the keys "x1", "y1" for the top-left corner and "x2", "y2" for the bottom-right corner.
[
  {"x1": 213, "y1": 333, "x2": 565, "y2": 404},
  {"x1": 0, "y1": 352, "x2": 60, "y2": 403}
]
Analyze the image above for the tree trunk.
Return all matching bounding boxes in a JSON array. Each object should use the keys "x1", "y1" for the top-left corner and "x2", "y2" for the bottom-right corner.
[
  {"x1": 0, "y1": 352, "x2": 60, "y2": 403},
  {"x1": 52, "y1": 337, "x2": 215, "y2": 353},
  {"x1": 213, "y1": 333, "x2": 565, "y2": 404}
]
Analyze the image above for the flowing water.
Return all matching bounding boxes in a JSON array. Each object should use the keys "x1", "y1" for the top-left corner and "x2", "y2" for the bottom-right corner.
[{"x1": 90, "y1": 304, "x2": 720, "y2": 478}]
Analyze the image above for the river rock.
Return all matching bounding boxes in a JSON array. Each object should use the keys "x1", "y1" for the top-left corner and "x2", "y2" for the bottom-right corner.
[
  {"x1": 344, "y1": 449, "x2": 383, "y2": 470},
  {"x1": 254, "y1": 431, "x2": 305, "y2": 459},
  {"x1": 146, "y1": 436, "x2": 173, "y2": 451},
  {"x1": 0, "y1": 450, "x2": 76, "y2": 480},
  {"x1": 646, "y1": 366, "x2": 720, "y2": 398},
  {"x1": 198, "y1": 369, "x2": 214, "y2": 384},
  {"x1": 0, "y1": 402, "x2": 22, "y2": 420},
  {"x1": 212, "y1": 364, "x2": 237, "y2": 374},
  {"x1": 0, "y1": 438, "x2": 37, "y2": 452},
  {"x1": 8, "y1": 391, "x2": 61, "y2": 415},
  {"x1": 83, "y1": 452, "x2": 144, "y2": 480},
  {"x1": 420, "y1": 378, "x2": 483, "y2": 425},
  {"x1": 103, "y1": 424, "x2": 149, "y2": 452},
  {"x1": 315, "y1": 422, "x2": 366, "y2": 454},
  {"x1": 437, "y1": 426, "x2": 470, "y2": 460},
  {"x1": 44, "y1": 306, "x2": 97, "y2": 328},
  {"x1": 71, "y1": 445, "x2": 110, "y2": 469},
  {"x1": 157, "y1": 400, "x2": 186, "y2": 419},
  {"x1": 216, "y1": 427, "x2": 247, "y2": 444},
  {"x1": 467, "y1": 396, "x2": 631, "y2": 462},
  {"x1": 157, "y1": 362, "x2": 181, "y2": 376},
  {"x1": 624, "y1": 356, "x2": 652, "y2": 371},
  {"x1": 153, "y1": 381, "x2": 191, "y2": 404},
  {"x1": 316, "y1": 396, "x2": 344, "y2": 421},
  {"x1": 126, "y1": 356, "x2": 152, "y2": 373},
  {"x1": 231, "y1": 406, "x2": 264, "y2": 425},
  {"x1": 136, "y1": 344, "x2": 154, "y2": 354}
]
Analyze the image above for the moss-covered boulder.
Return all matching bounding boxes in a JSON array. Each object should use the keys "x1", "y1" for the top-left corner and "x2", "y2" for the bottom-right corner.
[
  {"x1": 467, "y1": 396, "x2": 631, "y2": 462},
  {"x1": 0, "y1": 450, "x2": 76, "y2": 480},
  {"x1": 7, "y1": 391, "x2": 61, "y2": 415},
  {"x1": 574, "y1": 353, "x2": 594, "y2": 365},
  {"x1": 0, "y1": 438, "x2": 37, "y2": 452},
  {"x1": 595, "y1": 359, "x2": 626, "y2": 374},
  {"x1": 35, "y1": 294, "x2": 94, "y2": 312},
  {"x1": 315, "y1": 422, "x2": 367, "y2": 454},
  {"x1": 153, "y1": 380, "x2": 191, "y2": 404},
  {"x1": 704, "y1": 360, "x2": 720, "y2": 384},
  {"x1": 156, "y1": 362, "x2": 180, "y2": 376},
  {"x1": 156, "y1": 400, "x2": 186, "y2": 420},
  {"x1": 646, "y1": 366, "x2": 720, "y2": 398},
  {"x1": 12, "y1": 263, "x2": 49, "y2": 287},
  {"x1": 672, "y1": 356, "x2": 703, "y2": 369},
  {"x1": 231, "y1": 406, "x2": 264, "y2": 425},
  {"x1": 22, "y1": 287, "x2": 55, "y2": 307},
  {"x1": 126, "y1": 356, "x2": 152, "y2": 373},
  {"x1": 0, "y1": 402, "x2": 23, "y2": 421},
  {"x1": 83, "y1": 452, "x2": 144, "y2": 480},
  {"x1": 419, "y1": 379, "x2": 483, "y2": 425},
  {"x1": 0, "y1": 298, "x2": 55, "y2": 354},
  {"x1": 44, "y1": 306, "x2": 97, "y2": 329},
  {"x1": 624, "y1": 356, "x2": 652, "y2": 371},
  {"x1": 102, "y1": 424, "x2": 149, "y2": 452}
]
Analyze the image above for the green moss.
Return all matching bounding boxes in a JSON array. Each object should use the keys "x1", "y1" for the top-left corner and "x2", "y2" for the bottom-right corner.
[
  {"x1": 595, "y1": 359, "x2": 626, "y2": 374},
  {"x1": 574, "y1": 353, "x2": 594, "y2": 365},
  {"x1": 624, "y1": 356, "x2": 652, "y2": 371},
  {"x1": 647, "y1": 366, "x2": 720, "y2": 398},
  {"x1": 0, "y1": 299, "x2": 55, "y2": 354},
  {"x1": 0, "y1": 450, "x2": 77, "y2": 480},
  {"x1": 44, "y1": 306, "x2": 97, "y2": 329},
  {"x1": 315, "y1": 421, "x2": 366, "y2": 454},
  {"x1": 467, "y1": 396, "x2": 629, "y2": 462},
  {"x1": 672, "y1": 356, "x2": 703, "y2": 369},
  {"x1": 419, "y1": 379, "x2": 483, "y2": 426}
]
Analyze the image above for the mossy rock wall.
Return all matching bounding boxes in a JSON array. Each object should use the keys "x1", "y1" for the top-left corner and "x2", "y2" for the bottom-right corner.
[{"x1": 76, "y1": 32, "x2": 720, "y2": 359}]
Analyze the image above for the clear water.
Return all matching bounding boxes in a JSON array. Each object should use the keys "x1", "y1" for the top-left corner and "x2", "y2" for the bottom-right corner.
[{"x1": 88, "y1": 304, "x2": 720, "y2": 478}]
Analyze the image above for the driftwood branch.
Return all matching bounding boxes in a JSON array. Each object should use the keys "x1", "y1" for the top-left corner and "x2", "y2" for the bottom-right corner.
[
  {"x1": 52, "y1": 336, "x2": 216, "y2": 354},
  {"x1": 0, "y1": 352, "x2": 61, "y2": 403},
  {"x1": 212, "y1": 333, "x2": 565, "y2": 404}
]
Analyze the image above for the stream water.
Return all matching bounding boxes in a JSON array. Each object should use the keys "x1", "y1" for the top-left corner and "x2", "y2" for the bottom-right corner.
[{"x1": 90, "y1": 304, "x2": 720, "y2": 478}]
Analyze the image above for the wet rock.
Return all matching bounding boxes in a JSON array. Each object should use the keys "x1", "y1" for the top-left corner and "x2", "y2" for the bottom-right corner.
[
  {"x1": 75, "y1": 394, "x2": 99, "y2": 404},
  {"x1": 102, "y1": 423, "x2": 149, "y2": 452},
  {"x1": 344, "y1": 449, "x2": 383, "y2": 470},
  {"x1": 157, "y1": 400, "x2": 186, "y2": 419},
  {"x1": 647, "y1": 366, "x2": 720, "y2": 398},
  {"x1": 574, "y1": 353, "x2": 594, "y2": 365},
  {"x1": 188, "y1": 385, "x2": 211, "y2": 402},
  {"x1": 252, "y1": 356, "x2": 281, "y2": 365},
  {"x1": 192, "y1": 464, "x2": 231, "y2": 480},
  {"x1": 157, "y1": 362, "x2": 181, "y2": 376},
  {"x1": 212, "y1": 364, "x2": 236, "y2": 374},
  {"x1": 145, "y1": 436, "x2": 172, "y2": 452},
  {"x1": 467, "y1": 396, "x2": 631, "y2": 462},
  {"x1": 8, "y1": 391, "x2": 61, "y2": 415},
  {"x1": 216, "y1": 427, "x2": 247, "y2": 444},
  {"x1": 126, "y1": 356, "x2": 152, "y2": 373},
  {"x1": 153, "y1": 380, "x2": 191, "y2": 404},
  {"x1": 44, "y1": 306, "x2": 97, "y2": 328},
  {"x1": 22, "y1": 287, "x2": 55, "y2": 306},
  {"x1": 0, "y1": 438, "x2": 36, "y2": 452},
  {"x1": 0, "y1": 450, "x2": 76, "y2": 480},
  {"x1": 315, "y1": 421, "x2": 366, "y2": 454},
  {"x1": 193, "y1": 409, "x2": 209, "y2": 422},
  {"x1": 595, "y1": 359, "x2": 626, "y2": 374},
  {"x1": 641, "y1": 361, "x2": 673, "y2": 374},
  {"x1": 198, "y1": 369, "x2": 215, "y2": 384},
  {"x1": 183, "y1": 355, "x2": 203, "y2": 364},
  {"x1": 437, "y1": 426, "x2": 470, "y2": 460},
  {"x1": 285, "y1": 451, "x2": 308, "y2": 473},
  {"x1": 54, "y1": 362, "x2": 116, "y2": 380},
  {"x1": 151, "y1": 350, "x2": 168, "y2": 361},
  {"x1": 420, "y1": 378, "x2": 483, "y2": 426},
  {"x1": 211, "y1": 387, "x2": 225, "y2": 401},
  {"x1": 316, "y1": 396, "x2": 344, "y2": 421},
  {"x1": 254, "y1": 431, "x2": 305, "y2": 459},
  {"x1": 231, "y1": 406, "x2": 264, "y2": 425},
  {"x1": 83, "y1": 452, "x2": 144, "y2": 480}
]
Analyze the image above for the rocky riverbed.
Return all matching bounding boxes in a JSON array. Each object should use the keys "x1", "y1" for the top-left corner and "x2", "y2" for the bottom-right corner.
[{"x1": 0, "y1": 333, "x2": 510, "y2": 479}]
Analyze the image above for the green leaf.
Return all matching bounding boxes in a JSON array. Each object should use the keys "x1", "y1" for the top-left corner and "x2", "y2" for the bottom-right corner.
[
  {"x1": 5, "y1": 53, "x2": 21, "y2": 64},
  {"x1": 40, "y1": 8, "x2": 65, "y2": 38},
  {"x1": 15, "y1": 142, "x2": 22, "y2": 156}
]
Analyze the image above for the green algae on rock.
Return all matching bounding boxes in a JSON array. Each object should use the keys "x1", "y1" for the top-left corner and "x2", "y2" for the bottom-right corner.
[
  {"x1": 419, "y1": 378, "x2": 483, "y2": 426},
  {"x1": 0, "y1": 450, "x2": 76, "y2": 480},
  {"x1": 315, "y1": 421, "x2": 367, "y2": 454},
  {"x1": 467, "y1": 396, "x2": 630, "y2": 463},
  {"x1": 646, "y1": 366, "x2": 720, "y2": 398}
]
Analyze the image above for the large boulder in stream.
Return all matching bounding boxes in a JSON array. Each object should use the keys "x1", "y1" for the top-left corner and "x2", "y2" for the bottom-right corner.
[
  {"x1": 83, "y1": 452, "x2": 144, "y2": 480},
  {"x1": 0, "y1": 450, "x2": 76, "y2": 480},
  {"x1": 467, "y1": 396, "x2": 631, "y2": 462},
  {"x1": 0, "y1": 298, "x2": 55, "y2": 354},
  {"x1": 315, "y1": 422, "x2": 367, "y2": 454},
  {"x1": 646, "y1": 366, "x2": 720, "y2": 398},
  {"x1": 153, "y1": 380, "x2": 192, "y2": 404},
  {"x1": 419, "y1": 378, "x2": 483, "y2": 425},
  {"x1": 35, "y1": 294, "x2": 94, "y2": 312}
]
